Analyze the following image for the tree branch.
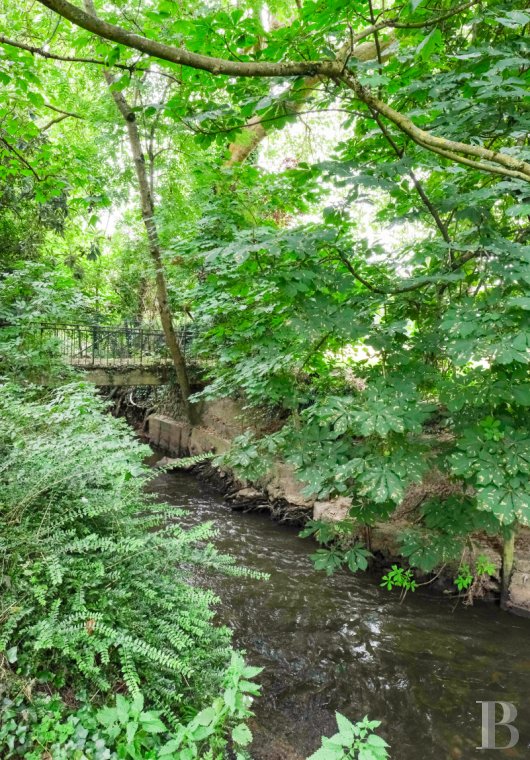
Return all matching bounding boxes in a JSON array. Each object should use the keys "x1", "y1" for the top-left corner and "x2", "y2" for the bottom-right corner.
[
  {"x1": 337, "y1": 251, "x2": 389, "y2": 294},
  {"x1": 32, "y1": 0, "x2": 530, "y2": 182},
  {"x1": 340, "y1": 72, "x2": 530, "y2": 182},
  {"x1": 82, "y1": 0, "x2": 192, "y2": 417},
  {"x1": 0, "y1": 136, "x2": 41, "y2": 180},
  {"x1": 36, "y1": 0, "x2": 339, "y2": 77},
  {"x1": 334, "y1": 245, "x2": 481, "y2": 295},
  {"x1": 41, "y1": 103, "x2": 83, "y2": 130},
  {"x1": 188, "y1": 107, "x2": 367, "y2": 138},
  {"x1": 224, "y1": 35, "x2": 394, "y2": 167},
  {"x1": 0, "y1": 33, "x2": 139, "y2": 72},
  {"x1": 0, "y1": 34, "x2": 185, "y2": 86},
  {"x1": 43, "y1": 102, "x2": 82, "y2": 119},
  {"x1": 41, "y1": 114, "x2": 69, "y2": 131},
  {"x1": 347, "y1": 0, "x2": 480, "y2": 47},
  {"x1": 372, "y1": 112, "x2": 452, "y2": 247}
]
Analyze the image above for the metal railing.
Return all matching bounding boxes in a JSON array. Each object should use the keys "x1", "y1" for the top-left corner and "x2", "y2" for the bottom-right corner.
[{"x1": 6, "y1": 322, "x2": 193, "y2": 368}]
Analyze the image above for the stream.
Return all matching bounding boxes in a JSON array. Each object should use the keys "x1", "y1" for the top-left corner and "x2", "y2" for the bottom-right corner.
[{"x1": 149, "y1": 466, "x2": 530, "y2": 760}]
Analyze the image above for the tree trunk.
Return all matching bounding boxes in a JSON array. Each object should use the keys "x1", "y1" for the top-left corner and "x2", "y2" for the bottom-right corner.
[
  {"x1": 500, "y1": 527, "x2": 516, "y2": 611},
  {"x1": 225, "y1": 38, "x2": 394, "y2": 167},
  {"x1": 83, "y1": 0, "x2": 192, "y2": 422}
]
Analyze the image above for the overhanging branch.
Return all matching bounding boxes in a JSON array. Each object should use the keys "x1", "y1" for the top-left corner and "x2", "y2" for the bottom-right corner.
[
  {"x1": 0, "y1": 34, "x2": 181, "y2": 83},
  {"x1": 0, "y1": 136, "x2": 41, "y2": 181},
  {"x1": 0, "y1": 33, "x2": 138, "y2": 72},
  {"x1": 334, "y1": 246, "x2": 482, "y2": 295},
  {"x1": 34, "y1": 0, "x2": 478, "y2": 78},
  {"x1": 31, "y1": 0, "x2": 530, "y2": 183},
  {"x1": 347, "y1": 0, "x2": 480, "y2": 46},
  {"x1": 340, "y1": 73, "x2": 530, "y2": 183},
  {"x1": 36, "y1": 0, "x2": 338, "y2": 77}
]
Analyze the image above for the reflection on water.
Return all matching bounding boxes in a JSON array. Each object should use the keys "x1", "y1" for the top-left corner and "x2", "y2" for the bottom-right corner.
[{"x1": 149, "y1": 469, "x2": 530, "y2": 760}]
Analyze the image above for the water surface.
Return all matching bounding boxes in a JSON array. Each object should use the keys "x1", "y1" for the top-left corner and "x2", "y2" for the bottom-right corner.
[{"x1": 150, "y1": 469, "x2": 530, "y2": 760}]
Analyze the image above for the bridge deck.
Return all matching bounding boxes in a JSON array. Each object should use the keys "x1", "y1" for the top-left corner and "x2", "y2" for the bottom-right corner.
[
  {"x1": 2, "y1": 322, "x2": 192, "y2": 384},
  {"x1": 71, "y1": 356, "x2": 172, "y2": 368}
]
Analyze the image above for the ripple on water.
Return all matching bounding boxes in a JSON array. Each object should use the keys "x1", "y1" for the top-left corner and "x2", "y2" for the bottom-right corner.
[{"x1": 148, "y1": 470, "x2": 530, "y2": 760}]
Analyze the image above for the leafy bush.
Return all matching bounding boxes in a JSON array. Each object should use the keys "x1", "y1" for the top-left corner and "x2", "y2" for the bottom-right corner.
[
  {"x1": 1, "y1": 660, "x2": 259, "y2": 759},
  {"x1": 307, "y1": 713, "x2": 389, "y2": 760},
  {"x1": 300, "y1": 519, "x2": 372, "y2": 576},
  {"x1": 0, "y1": 263, "x2": 88, "y2": 381},
  {"x1": 0, "y1": 381, "x2": 261, "y2": 757}
]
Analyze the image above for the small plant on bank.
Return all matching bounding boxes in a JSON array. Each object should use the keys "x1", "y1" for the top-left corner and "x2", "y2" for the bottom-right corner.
[
  {"x1": 307, "y1": 713, "x2": 389, "y2": 760},
  {"x1": 380, "y1": 566, "x2": 418, "y2": 595},
  {"x1": 300, "y1": 519, "x2": 372, "y2": 576},
  {"x1": 454, "y1": 564, "x2": 474, "y2": 592},
  {"x1": 381, "y1": 553, "x2": 497, "y2": 601}
]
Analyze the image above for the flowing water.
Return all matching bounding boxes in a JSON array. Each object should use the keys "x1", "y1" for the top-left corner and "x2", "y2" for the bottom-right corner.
[{"x1": 149, "y1": 467, "x2": 530, "y2": 760}]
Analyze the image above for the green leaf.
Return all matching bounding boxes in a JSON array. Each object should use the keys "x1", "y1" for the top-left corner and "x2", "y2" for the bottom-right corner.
[
  {"x1": 126, "y1": 720, "x2": 137, "y2": 745},
  {"x1": 191, "y1": 723, "x2": 215, "y2": 741},
  {"x1": 232, "y1": 723, "x2": 252, "y2": 747},
  {"x1": 131, "y1": 693, "x2": 144, "y2": 716},
  {"x1": 416, "y1": 28, "x2": 444, "y2": 60},
  {"x1": 507, "y1": 297, "x2": 530, "y2": 310},
  {"x1": 495, "y1": 10, "x2": 530, "y2": 27},
  {"x1": 512, "y1": 386, "x2": 530, "y2": 406},
  {"x1": 97, "y1": 707, "x2": 118, "y2": 728},
  {"x1": 335, "y1": 712, "x2": 355, "y2": 743},
  {"x1": 194, "y1": 706, "x2": 216, "y2": 726},
  {"x1": 358, "y1": 748, "x2": 380, "y2": 760},
  {"x1": 507, "y1": 204, "x2": 530, "y2": 218},
  {"x1": 27, "y1": 91, "x2": 45, "y2": 107},
  {"x1": 242, "y1": 664, "x2": 263, "y2": 679},
  {"x1": 159, "y1": 740, "x2": 181, "y2": 756},
  {"x1": 116, "y1": 695, "x2": 131, "y2": 724},
  {"x1": 140, "y1": 712, "x2": 167, "y2": 734},
  {"x1": 6, "y1": 646, "x2": 17, "y2": 663},
  {"x1": 223, "y1": 687, "x2": 236, "y2": 711},
  {"x1": 306, "y1": 747, "x2": 341, "y2": 760},
  {"x1": 366, "y1": 734, "x2": 389, "y2": 747}
]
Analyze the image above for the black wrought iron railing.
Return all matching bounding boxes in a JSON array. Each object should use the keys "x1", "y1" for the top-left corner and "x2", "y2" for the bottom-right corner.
[{"x1": 2, "y1": 322, "x2": 193, "y2": 368}]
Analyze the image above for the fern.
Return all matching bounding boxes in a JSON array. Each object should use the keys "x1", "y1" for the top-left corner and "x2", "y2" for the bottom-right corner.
[
  {"x1": 0, "y1": 381, "x2": 258, "y2": 737},
  {"x1": 158, "y1": 452, "x2": 215, "y2": 469}
]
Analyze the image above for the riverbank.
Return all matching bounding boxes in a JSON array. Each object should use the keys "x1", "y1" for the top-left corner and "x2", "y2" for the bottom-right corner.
[{"x1": 140, "y1": 394, "x2": 530, "y2": 617}]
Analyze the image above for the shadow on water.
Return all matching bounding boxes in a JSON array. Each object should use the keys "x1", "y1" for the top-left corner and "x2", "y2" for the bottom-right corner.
[{"x1": 148, "y1": 468, "x2": 530, "y2": 760}]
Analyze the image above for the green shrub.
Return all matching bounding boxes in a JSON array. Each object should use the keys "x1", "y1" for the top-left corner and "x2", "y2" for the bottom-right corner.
[
  {"x1": 0, "y1": 381, "x2": 261, "y2": 757},
  {"x1": 307, "y1": 713, "x2": 389, "y2": 760}
]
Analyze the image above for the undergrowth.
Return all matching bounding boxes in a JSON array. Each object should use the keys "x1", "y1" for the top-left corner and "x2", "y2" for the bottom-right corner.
[{"x1": 0, "y1": 380, "x2": 262, "y2": 758}]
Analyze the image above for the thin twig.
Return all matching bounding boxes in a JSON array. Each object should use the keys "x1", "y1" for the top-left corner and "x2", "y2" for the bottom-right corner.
[{"x1": 0, "y1": 136, "x2": 41, "y2": 180}]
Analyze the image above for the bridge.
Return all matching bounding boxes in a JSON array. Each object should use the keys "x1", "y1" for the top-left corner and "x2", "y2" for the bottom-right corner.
[{"x1": 2, "y1": 322, "x2": 192, "y2": 385}]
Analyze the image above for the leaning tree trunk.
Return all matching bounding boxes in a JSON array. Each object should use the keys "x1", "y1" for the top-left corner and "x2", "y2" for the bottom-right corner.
[
  {"x1": 500, "y1": 526, "x2": 516, "y2": 611},
  {"x1": 84, "y1": 0, "x2": 192, "y2": 422},
  {"x1": 224, "y1": 38, "x2": 393, "y2": 167}
]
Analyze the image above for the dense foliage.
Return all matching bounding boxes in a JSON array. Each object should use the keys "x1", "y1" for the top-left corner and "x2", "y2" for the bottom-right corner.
[
  {"x1": 0, "y1": 380, "x2": 262, "y2": 757},
  {"x1": 308, "y1": 714, "x2": 389, "y2": 760},
  {"x1": 1, "y1": 0, "x2": 529, "y2": 752}
]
